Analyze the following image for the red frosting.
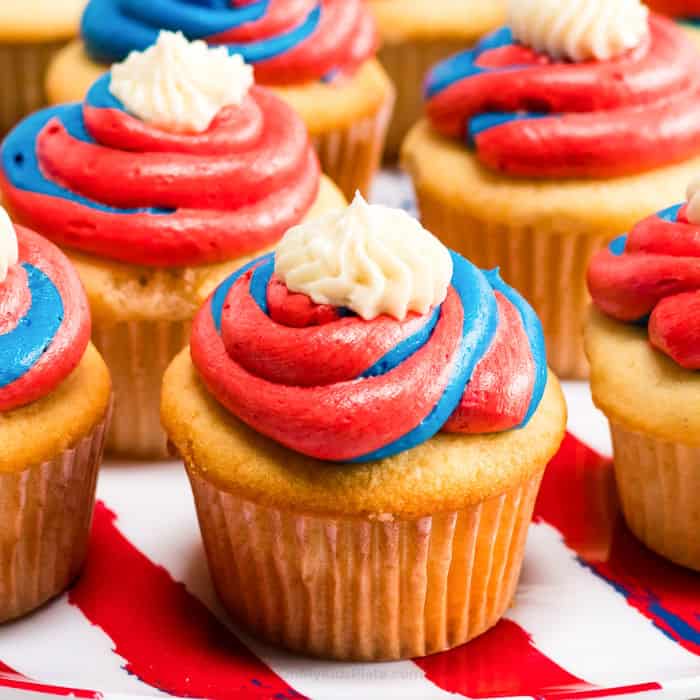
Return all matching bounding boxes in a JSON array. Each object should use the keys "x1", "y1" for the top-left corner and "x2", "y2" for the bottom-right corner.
[
  {"x1": 427, "y1": 15, "x2": 700, "y2": 178},
  {"x1": 0, "y1": 227, "x2": 90, "y2": 411},
  {"x1": 212, "y1": 0, "x2": 378, "y2": 84},
  {"x1": 644, "y1": 0, "x2": 700, "y2": 16},
  {"x1": 588, "y1": 206, "x2": 700, "y2": 370},
  {"x1": 1, "y1": 86, "x2": 320, "y2": 267},
  {"x1": 190, "y1": 256, "x2": 541, "y2": 462}
]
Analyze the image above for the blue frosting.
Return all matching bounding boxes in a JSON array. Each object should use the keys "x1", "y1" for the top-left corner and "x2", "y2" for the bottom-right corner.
[
  {"x1": 425, "y1": 26, "x2": 558, "y2": 143},
  {"x1": 0, "y1": 264, "x2": 64, "y2": 389},
  {"x1": 209, "y1": 250, "x2": 547, "y2": 463},
  {"x1": 82, "y1": 0, "x2": 323, "y2": 65},
  {"x1": 485, "y1": 269, "x2": 547, "y2": 427},
  {"x1": 1, "y1": 94, "x2": 173, "y2": 216}
]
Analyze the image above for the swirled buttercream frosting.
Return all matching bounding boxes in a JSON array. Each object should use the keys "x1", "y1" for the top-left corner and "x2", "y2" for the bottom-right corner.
[
  {"x1": 509, "y1": 0, "x2": 649, "y2": 62},
  {"x1": 190, "y1": 204, "x2": 548, "y2": 462},
  {"x1": 0, "y1": 68, "x2": 320, "y2": 267},
  {"x1": 275, "y1": 194, "x2": 453, "y2": 321},
  {"x1": 425, "y1": 13, "x2": 700, "y2": 178},
  {"x1": 110, "y1": 31, "x2": 254, "y2": 133},
  {"x1": 82, "y1": 0, "x2": 377, "y2": 85},
  {"x1": 0, "y1": 216, "x2": 90, "y2": 411},
  {"x1": 588, "y1": 199, "x2": 700, "y2": 370}
]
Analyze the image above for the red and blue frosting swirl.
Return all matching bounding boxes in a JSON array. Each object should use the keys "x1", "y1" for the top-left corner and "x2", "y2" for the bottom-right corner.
[
  {"x1": 191, "y1": 250, "x2": 547, "y2": 462},
  {"x1": 0, "y1": 226, "x2": 90, "y2": 412},
  {"x1": 588, "y1": 204, "x2": 700, "y2": 370},
  {"x1": 424, "y1": 15, "x2": 700, "y2": 178},
  {"x1": 0, "y1": 74, "x2": 320, "y2": 267},
  {"x1": 82, "y1": 0, "x2": 377, "y2": 85}
]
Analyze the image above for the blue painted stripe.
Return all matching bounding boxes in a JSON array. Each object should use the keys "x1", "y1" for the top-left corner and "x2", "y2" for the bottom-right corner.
[
  {"x1": 82, "y1": 0, "x2": 322, "y2": 66},
  {"x1": 0, "y1": 264, "x2": 64, "y2": 388},
  {"x1": 351, "y1": 252, "x2": 499, "y2": 463},
  {"x1": 249, "y1": 257, "x2": 274, "y2": 315},
  {"x1": 2, "y1": 103, "x2": 172, "y2": 216},
  {"x1": 658, "y1": 203, "x2": 682, "y2": 223},
  {"x1": 609, "y1": 235, "x2": 627, "y2": 256},
  {"x1": 485, "y1": 268, "x2": 547, "y2": 427}
]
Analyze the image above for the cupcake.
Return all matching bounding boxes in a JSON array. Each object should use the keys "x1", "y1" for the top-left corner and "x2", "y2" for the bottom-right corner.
[
  {"x1": 162, "y1": 195, "x2": 567, "y2": 661},
  {"x1": 0, "y1": 206, "x2": 111, "y2": 622},
  {"x1": 403, "y1": 0, "x2": 700, "y2": 379},
  {"x1": 585, "y1": 182, "x2": 700, "y2": 571},
  {"x1": 644, "y1": 1, "x2": 700, "y2": 45},
  {"x1": 45, "y1": 0, "x2": 394, "y2": 201},
  {"x1": 1, "y1": 32, "x2": 345, "y2": 459},
  {"x1": 0, "y1": 1, "x2": 86, "y2": 134},
  {"x1": 369, "y1": 0, "x2": 506, "y2": 158}
]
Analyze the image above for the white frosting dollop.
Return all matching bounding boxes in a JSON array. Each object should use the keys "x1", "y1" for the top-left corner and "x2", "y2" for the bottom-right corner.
[
  {"x1": 109, "y1": 30, "x2": 254, "y2": 133},
  {"x1": 275, "y1": 193, "x2": 453, "y2": 321},
  {"x1": 686, "y1": 176, "x2": 700, "y2": 224},
  {"x1": 0, "y1": 207, "x2": 19, "y2": 285},
  {"x1": 508, "y1": 0, "x2": 650, "y2": 62}
]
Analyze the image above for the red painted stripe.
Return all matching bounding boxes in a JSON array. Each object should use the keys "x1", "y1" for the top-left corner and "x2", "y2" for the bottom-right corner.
[
  {"x1": 0, "y1": 661, "x2": 100, "y2": 698},
  {"x1": 536, "y1": 433, "x2": 700, "y2": 657},
  {"x1": 415, "y1": 433, "x2": 662, "y2": 699},
  {"x1": 414, "y1": 618, "x2": 658, "y2": 699},
  {"x1": 69, "y1": 503, "x2": 304, "y2": 700}
]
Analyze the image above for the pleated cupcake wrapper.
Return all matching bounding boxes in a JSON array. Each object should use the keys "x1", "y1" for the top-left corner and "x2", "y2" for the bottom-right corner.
[
  {"x1": 378, "y1": 39, "x2": 467, "y2": 159},
  {"x1": 311, "y1": 87, "x2": 394, "y2": 201},
  {"x1": 415, "y1": 189, "x2": 607, "y2": 379},
  {"x1": 610, "y1": 423, "x2": 700, "y2": 571},
  {"x1": 0, "y1": 41, "x2": 65, "y2": 135},
  {"x1": 188, "y1": 465, "x2": 544, "y2": 661},
  {"x1": 92, "y1": 319, "x2": 191, "y2": 460},
  {"x1": 0, "y1": 406, "x2": 110, "y2": 623}
]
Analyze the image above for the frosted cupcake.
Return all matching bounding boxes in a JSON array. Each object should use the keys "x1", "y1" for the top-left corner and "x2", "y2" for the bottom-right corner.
[
  {"x1": 0, "y1": 207, "x2": 111, "y2": 621},
  {"x1": 0, "y1": 1, "x2": 86, "y2": 134},
  {"x1": 1, "y1": 32, "x2": 344, "y2": 459},
  {"x1": 369, "y1": 0, "x2": 506, "y2": 157},
  {"x1": 162, "y1": 195, "x2": 567, "y2": 661},
  {"x1": 586, "y1": 181, "x2": 700, "y2": 571},
  {"x1": 403, "y1": 0, "x2": 700, "y2": 379},
  {"x1": 45, "y1": 0, "x2": 394, "y2": 200}
]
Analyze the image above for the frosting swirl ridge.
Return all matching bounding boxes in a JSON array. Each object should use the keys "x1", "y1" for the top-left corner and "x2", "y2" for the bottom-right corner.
[
  {"x1": 82, "y1": 0, "x2": 377, "y2": 85},
  {"x1": 0, "y1": 74, "x2": 320, "y2": 267},
  {"x1": 191, "y1": 249, "x2": 547, "y2": 462},
  {"x1": 0, "y1": 224, "x2": 90, "y2": 411},
  {"x1": 425, "y1": 15, "x2": 700, "y2": 178},
  {"x1": 588, "y1": 203, "x2": 700, "y2": 369}
]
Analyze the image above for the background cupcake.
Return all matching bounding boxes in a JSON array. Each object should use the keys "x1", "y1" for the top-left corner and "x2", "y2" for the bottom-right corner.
[
  {"x1": 369, "y1": 0, "x2": 506, "y2": 158},
  {"x1": 2, "y1": 32, "x2": 344, "y2": 459},
  {"x1": 46, "y1": 0, "x2": 394, "y2": 200},
  {"x1": 162, "y1": 195, "x2": 567, "y2": 661},
  {"x1": 0, "y1": 1, "x2": 86, "y2": 134},
  {"x1": 586, "y1": 184, "x2": 700, "y2": 571},
  {"x1": 0, "y1": 207, "x2": 111, "y2": 621},
  {"x1": 403, "y1": 0, "x2": 700, "y2": 379}
]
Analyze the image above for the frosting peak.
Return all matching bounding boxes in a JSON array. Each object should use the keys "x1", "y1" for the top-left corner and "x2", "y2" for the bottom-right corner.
[
  {"x1": 508, "y1": 0, "x2": 649, "y2": 62},
  {"x1": 275, "y1": 193, "x2": 453, "y2": 321},
  {"x1": 0, "y1": 207, "x2": 18, "y2": 285},
  {"x1": 110, "y1": 30, "x2": 254, "y2": 133}
]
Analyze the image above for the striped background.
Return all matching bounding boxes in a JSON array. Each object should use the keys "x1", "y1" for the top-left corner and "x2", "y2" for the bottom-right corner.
[{"x1": 0, "y1": 173, "x2": 698, "y2": 700}]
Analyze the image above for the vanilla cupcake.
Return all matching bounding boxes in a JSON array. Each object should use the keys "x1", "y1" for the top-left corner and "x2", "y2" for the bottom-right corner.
[
  {"x1": 2, "y1": 32, "x2": 344, "y2": 459},
  {"x1": 403, "y1": 0, "x2": 700, "y2": 379},
  {"x1": 162, "y1": 195, "x2": 567, "y2": 661},
  {"x1": 0, "y1": 207, "x2": 111, "y2": 621},
  {"x1": 0, "y1": 1, "x2": 86, "y2": 133},
  {"x1": 369, "y1": 0, "x2": 506, "y2": 157},
  {"x1": 46, "y1": 0, "x2": 394, "y2": 200},
  {"x1": 586, "y1": 182, "x2": 700, "y2": 571}
]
